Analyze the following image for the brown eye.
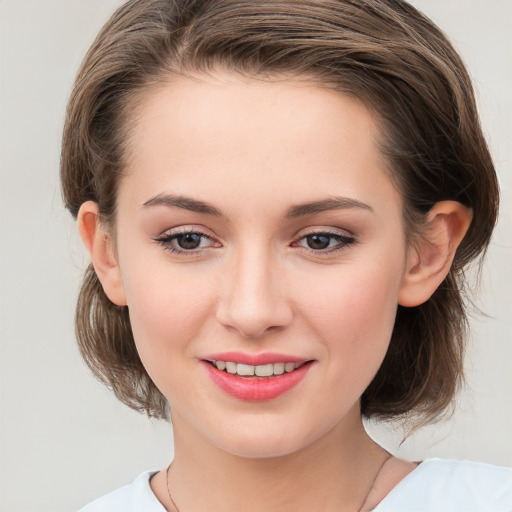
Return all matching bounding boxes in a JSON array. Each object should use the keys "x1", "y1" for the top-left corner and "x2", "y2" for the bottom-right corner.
[
  {"x1": 295, "y1": 231, "x2": 356, "y2": 254},
  {"x1": 154, "y1": 230, "x2": 217, "y2": 254},
  {"x1": 306, "y1": 234, "x2": 331, "y2": 250},
  {"x1": 176, "y1": 233, "x2": 202, "y2": 250}
]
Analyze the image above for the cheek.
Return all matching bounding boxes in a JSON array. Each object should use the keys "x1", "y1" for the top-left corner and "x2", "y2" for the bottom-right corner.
[
  {"x1": 293, "y1": 257, "x2": 403, "y2": 365},
  {"x1": 119, "y1": 260, "x2": 216, "y2": 374}
]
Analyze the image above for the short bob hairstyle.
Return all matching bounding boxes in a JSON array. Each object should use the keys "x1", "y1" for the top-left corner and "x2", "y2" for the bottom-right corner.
[{"x1": 61, "y1": 0, "x2": 498, "y2": 423}]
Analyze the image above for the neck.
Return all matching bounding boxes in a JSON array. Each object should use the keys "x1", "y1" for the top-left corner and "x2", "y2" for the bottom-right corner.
[{"x1": 162, "y1": 407, "x2": 388, "y2": 512}]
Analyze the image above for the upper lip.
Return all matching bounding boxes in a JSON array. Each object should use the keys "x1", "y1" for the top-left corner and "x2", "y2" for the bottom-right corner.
[{"x1": 201, "y1": 352, "x2": 312, "y2": 366}]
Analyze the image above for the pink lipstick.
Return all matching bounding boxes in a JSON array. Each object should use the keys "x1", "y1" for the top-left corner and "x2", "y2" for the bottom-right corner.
[{"x1": 201, "y1": 352, "x2": 314, "y2": 401}]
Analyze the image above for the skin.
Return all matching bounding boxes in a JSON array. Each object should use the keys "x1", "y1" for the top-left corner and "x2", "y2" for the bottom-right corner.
[{"x1": 79, "y1": 71, "x2": 471, "y2": 511}]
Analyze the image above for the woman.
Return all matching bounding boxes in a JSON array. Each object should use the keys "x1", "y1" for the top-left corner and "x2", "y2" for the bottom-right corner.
[{"x1": 61, "y1": 0, "x2": 511, "y2": 510}]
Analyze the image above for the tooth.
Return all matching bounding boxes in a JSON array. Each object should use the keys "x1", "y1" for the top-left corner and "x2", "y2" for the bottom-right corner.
[
  {"x1": 284, "y1": 362, "x2": 296, "y2": 373},
  {"x1": 226, "y1": 362, "x2": 237, "y2": 374},
  {"x1": 255, "y1": 364, "x2": 274, "y2": 377},
  {"x1": 215, "y1": 361, "x2": 226, "y2": 371},
  {"x1": 273, "y1": 362, "x2": 285, "y2": 375},
  {"x1": 237, "y1": 363, "x2": 255, "y2": 376}
]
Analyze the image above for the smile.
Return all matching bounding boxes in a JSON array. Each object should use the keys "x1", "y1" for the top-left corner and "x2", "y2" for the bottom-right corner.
[
  {"x1": 202, "y1": 357, "x2": 315, "y2": 401},
  {"x1": 210, "y1": 361, "x2": 303, "y2": 377}
]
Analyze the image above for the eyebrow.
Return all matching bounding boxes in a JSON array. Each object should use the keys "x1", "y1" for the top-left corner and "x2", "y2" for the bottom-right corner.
[
  {"x1": 284, "y1": 197, "x2": 374, "y2": 218},
  {"x1": 142, "y1": 194, "x2": 223, "y2": 216},
  {"x1": 142, "y1": 193, "x2": 373, "y2": 218}
]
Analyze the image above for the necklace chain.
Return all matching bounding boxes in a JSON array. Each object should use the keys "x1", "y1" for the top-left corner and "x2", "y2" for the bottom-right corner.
[
  {"x1": 165, "y1": 453, "x2": 391, "y2": 512},
  {"x1": 166, "y1": 463, "x2": 181, "y2": 512}
]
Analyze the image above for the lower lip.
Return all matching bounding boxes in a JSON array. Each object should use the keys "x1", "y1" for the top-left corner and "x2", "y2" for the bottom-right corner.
[{"x1": 203, "y1": 362, "x2": 313, "y2": 401}]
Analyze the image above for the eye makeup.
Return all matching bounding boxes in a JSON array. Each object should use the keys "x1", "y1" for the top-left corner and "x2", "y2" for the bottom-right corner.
[
  {"x1": 153, "y1": 228, "x2": 220, "y2": 255},
  {"x1": 153, "y1": 226, "x2": 356, "y2": 257},
  {"x1": 293, "y1": 230, "x2": 356, "y2": 254}
]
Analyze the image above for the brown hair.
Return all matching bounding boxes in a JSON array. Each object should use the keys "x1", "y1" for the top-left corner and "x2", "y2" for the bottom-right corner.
[{"x1": 61, "y1": 0, "x2": 498, "y2": 422}]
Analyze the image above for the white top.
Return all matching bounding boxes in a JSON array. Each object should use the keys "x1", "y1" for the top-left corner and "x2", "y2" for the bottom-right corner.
[{"x1": 78, "y1": 458, "x2": 512, "y2": 512}]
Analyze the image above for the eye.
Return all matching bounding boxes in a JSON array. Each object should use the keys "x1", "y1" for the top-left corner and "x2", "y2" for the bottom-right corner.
[
  {"x1": 294, "y1": 231, "x2": 355, "y2": 253},
  {"x1": 154, "y1": 229, "x2": 219, "y2": 254},
  {"x1": 173, "y1": 232, "x2": 204, "y2": 250}
]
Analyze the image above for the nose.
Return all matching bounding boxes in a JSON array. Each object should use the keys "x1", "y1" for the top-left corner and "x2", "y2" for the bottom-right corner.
[{"x1": 215, "y1": 246, "x2": 293, "y2": 339}]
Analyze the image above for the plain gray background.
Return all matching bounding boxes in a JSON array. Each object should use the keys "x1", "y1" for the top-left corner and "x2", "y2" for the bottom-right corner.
[{"x1": 0, "y1": 1, "x2": 510, "y2": 511}]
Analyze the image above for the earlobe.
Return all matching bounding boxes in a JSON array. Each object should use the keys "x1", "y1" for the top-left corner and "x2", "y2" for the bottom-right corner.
[
  {"x1": 77, "y1": 201, "x2": 127, "y2": 306},
  {"x1": 398, "y1": 201, "x2": 472, "y2": 307}
]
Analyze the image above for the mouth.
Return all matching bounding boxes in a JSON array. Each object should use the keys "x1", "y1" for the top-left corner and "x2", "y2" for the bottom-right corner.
[
  {"x1": 201, "y1": 356, "x2": 315, "y2": 401},
  {"x1": 205, "y1": 360, "x2": 308, "y2": 378}
]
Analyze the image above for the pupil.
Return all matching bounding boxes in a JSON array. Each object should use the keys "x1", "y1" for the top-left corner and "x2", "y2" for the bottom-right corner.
[
  {"x1": 178, "y1": 233, "x2": 201, "y2": 249},
  {"x1": 307, "y1": 234, "x2": 330, "y2": 250}
]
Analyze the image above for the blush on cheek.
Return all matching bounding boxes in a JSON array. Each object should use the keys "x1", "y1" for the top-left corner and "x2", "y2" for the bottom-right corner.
[
  {"x1": 299, "y1": 266, "x2": 400, "y2": 379},
  {"x1": 124, "y1": 277, "x2": 208, "y2": 362}
]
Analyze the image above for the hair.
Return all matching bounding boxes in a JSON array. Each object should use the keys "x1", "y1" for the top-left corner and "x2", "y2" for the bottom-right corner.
[{"x1": 61, "y1": 0, "x2": 498, "y2": 423}]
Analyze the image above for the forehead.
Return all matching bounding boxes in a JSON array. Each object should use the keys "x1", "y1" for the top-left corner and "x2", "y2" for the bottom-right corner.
[
  {"x1": 120, "y1": 71, "x2": 401, "y2": 220},
  {"x1": 128, "y1": 71, "x2": 378, "y2": 157}
]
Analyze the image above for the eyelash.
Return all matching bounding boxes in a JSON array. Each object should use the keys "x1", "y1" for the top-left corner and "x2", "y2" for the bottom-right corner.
[
  {"x1": 153, "y1": 229, "x2": 356, "y2": 256},
  {"x1": 153, "y1": 229, "x2": 217, "y2": 255},
  {"x1": 293, "y1": 231, "x2": 356, "y2": 254}
]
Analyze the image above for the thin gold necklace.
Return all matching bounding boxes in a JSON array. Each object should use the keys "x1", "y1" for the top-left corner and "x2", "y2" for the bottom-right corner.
[{"x1": 165, "y1": 453, "x2": 392, "y2": 512}]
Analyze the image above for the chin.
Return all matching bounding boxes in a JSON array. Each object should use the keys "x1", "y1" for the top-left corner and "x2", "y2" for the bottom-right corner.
[
  {"x1": 202, "y1": 416, "x2": 333, "y2": 460},
  {"x1": 218, "y1": 434, "x2": 308, "y2": 459}
]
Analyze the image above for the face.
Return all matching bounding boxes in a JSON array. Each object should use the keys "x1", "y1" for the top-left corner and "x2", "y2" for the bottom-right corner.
[{"x1": 110, "y1": 72, "x2": 409, "y2": 458}]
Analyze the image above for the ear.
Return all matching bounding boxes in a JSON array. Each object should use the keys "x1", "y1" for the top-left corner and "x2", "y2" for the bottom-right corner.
[
  {"x1": 77, "y1": 201, "x2": 127, "y2": 306},
  {"x1": 398, "y1": 201, "x2": 472, "y2": 307}
]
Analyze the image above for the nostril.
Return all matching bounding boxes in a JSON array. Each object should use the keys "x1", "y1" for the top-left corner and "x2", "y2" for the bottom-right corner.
[
  {"x1": 216, "y1": 301, "x2": 293, "y2": 339},
  {"x1": 215, "y1": 261, "x2": 294, "y2": 338}
]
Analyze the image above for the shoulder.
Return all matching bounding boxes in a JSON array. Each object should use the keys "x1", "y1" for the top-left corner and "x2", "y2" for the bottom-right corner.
[
  {"x1": 78, "y1": 471, "x2": 166, "y2": 512},
  {"x1": 374, "y1": 458, "x2": 512, "y2": 512}
]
